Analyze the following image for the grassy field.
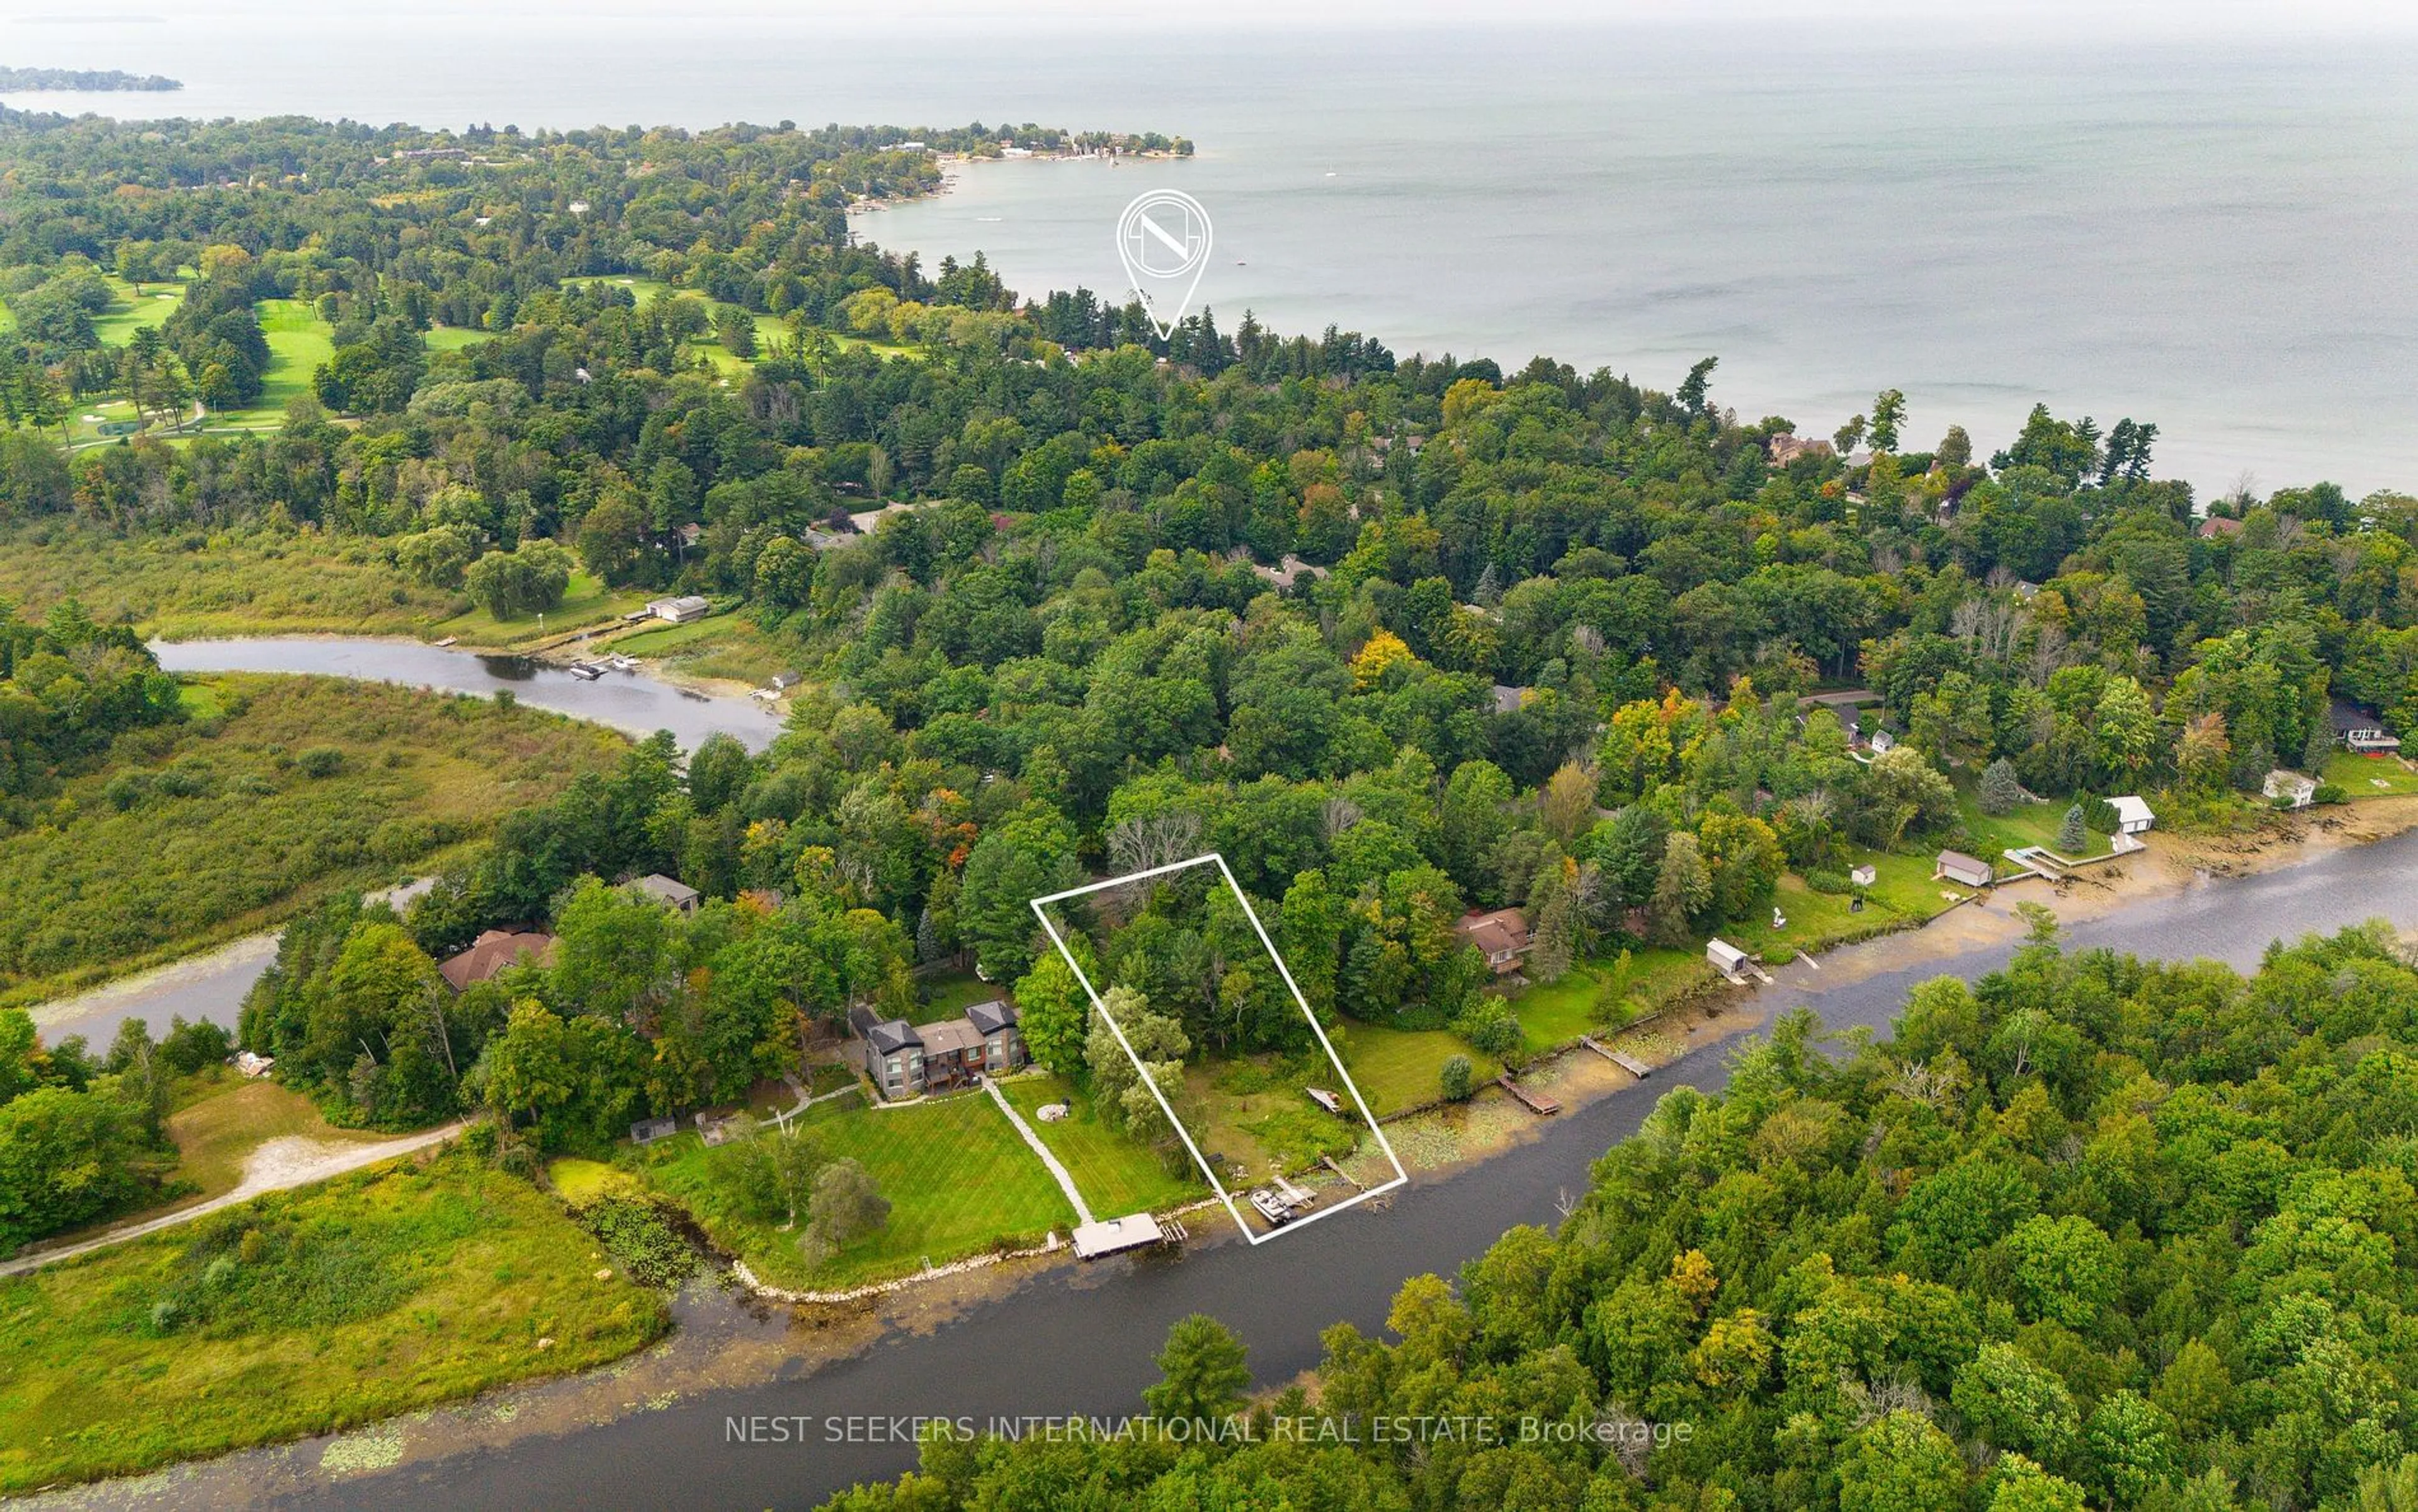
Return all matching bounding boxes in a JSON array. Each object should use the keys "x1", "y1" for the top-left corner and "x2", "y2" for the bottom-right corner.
[
  {"x1": 0, "y1": 1151, "x2": 668, "y2": 1495},
  {"x1": 0, "y1": 673, "x2": 624, "y2": 1005},
  {"x1": 647, "y1": 1091, "x2": 1074, "y2": 1290},
  {"x1": 0, "y1": 521, "x2": 458, "y2": 639},
  {"x1": 998, "y1": 1072, "x2": 1202, "y2": 1217}
]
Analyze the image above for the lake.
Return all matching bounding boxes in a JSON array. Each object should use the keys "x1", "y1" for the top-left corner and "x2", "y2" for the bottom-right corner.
[
  {"x1": 5, "y1": 16, "x2": 2414, "y2": 494},
  {"x1": 43, "y1": 823, "x2": 2418, "y2": 1511}
]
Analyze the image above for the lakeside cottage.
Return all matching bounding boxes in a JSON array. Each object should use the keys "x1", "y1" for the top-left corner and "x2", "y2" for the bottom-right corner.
[
  {"x1": 851, "y1": 999, "x2": 1027, "y2": 1101},
  {"x1": 1454, "y1": 907, "x2": 1533, "y2": 975},
  {"x1": 645, "y1": 594, "x2": 712, "y2": 624},
  {"x1": 2264, "y1": 770, "x2": 2319, "y2": 809}
]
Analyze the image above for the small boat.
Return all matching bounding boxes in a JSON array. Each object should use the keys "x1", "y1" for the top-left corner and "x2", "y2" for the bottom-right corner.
[
  {"x1": 433, "y1": 635, "x2": 458, "y2": 647},
  {"x1": 567, "y1": 662, "x2": 605, "y2": 681},
  {"x1": 607, "y1": 655, "x2": 638, "y2": 672}
]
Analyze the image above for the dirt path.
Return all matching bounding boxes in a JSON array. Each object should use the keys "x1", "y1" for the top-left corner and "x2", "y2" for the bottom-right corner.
[{"x1": 0, "y1": 1122, "x2": 465, "y2": 1277}]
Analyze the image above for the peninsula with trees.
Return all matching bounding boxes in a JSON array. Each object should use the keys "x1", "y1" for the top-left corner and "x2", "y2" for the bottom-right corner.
[{"x1": 0, "y1": 66, "x2": 179, "y2": 93}]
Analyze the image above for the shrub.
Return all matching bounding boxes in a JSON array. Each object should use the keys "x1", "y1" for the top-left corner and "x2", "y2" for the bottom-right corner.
[
  {"x1": 1805, "y1": 868, "x2": 1852, "y2": 894},
  {"x1": 295, "y1": 746, "x2": 343, "y2": 778},
  {"x1": 1455, "y1": 997, "x2": 1521, "y2": 1057},
  {"x1": 2313, "y1": 783, "x2": 2346, "y2": 804},
  {"x1": 1440, "y1": 1055, "x2": 1474, "y2": 1103}
]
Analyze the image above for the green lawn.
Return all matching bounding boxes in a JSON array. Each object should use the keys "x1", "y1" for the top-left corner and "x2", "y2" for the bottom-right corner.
[
  {"x1": 91, "y1": 275, "x2": 186, "y2": 345},
  {"x1": 1954, "y1": 781, "x2": 2111, "y2": 862},
  {"x1": 202, "y1": 298, "x2": 335, "y2": 432},
  {"x1": 2325, "y1": 749, "x2": 2418, "y2": 797},
  {"x1": 1509, "y1": 963, "x2": 1613, "y2": 1050},
  {"x1": 1332, "y1": 1022, "x2": 1501, "y2": 1117},
  {"x1": 0, "y1": 1152, "x2": 669, "y2": 1496},
  {"x1": 424, "y1": 324, "x2": 491, "y2": 353},
  {"x1": 914, "y1": 969, "x2": 1004, "y2": 1024},
  {"x1": 999, "y1": 1072, "x2": 1202, "y2": 1217},
  {"x1": 647, "y1": 1093, "x2": 1075, "y2": 1290}
]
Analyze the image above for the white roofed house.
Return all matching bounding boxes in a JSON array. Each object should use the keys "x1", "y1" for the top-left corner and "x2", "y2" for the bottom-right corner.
[
  {"x1": 1934, "y1": 850, "x2": 1993, "y2": 889},
  {"x1": 2109, "y1": 795, "x2": 2155, "y2": 834}
]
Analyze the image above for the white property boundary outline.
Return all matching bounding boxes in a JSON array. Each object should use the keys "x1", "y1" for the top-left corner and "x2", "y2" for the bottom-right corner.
[{"x1": 1030, "y1": 853, "x2": 1410, "y2": 1246}]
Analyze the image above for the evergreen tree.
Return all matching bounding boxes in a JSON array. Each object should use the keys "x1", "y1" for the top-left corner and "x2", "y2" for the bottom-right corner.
[
  {"x1": 2057, "y1": 803, "x2": 2086, "y2": 853},
  {"x1": 1980, "y1": 757, "x2": 2024, "y2": 815}
]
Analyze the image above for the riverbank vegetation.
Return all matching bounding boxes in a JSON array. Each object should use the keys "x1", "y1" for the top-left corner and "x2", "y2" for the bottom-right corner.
[
  {"x1": 0, "y1": 1148, "x2": 668, "y2": 1496},
  {"x1": 828, "y1": 921, "x2": 2418, "y2": 1509},
  {"x1": 0, "y1": 668, "x2": 624, "y2": 1006}
]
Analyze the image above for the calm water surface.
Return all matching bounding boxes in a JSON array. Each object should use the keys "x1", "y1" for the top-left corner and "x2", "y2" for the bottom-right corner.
[{"x1": 6, "y1": 17, "x2": 2413, "y2": 492}]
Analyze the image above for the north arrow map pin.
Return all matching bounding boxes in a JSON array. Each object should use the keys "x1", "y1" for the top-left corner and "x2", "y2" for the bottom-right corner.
[{"x1": 1116, "y1": 190, "x2": 1212, "y2": 339}]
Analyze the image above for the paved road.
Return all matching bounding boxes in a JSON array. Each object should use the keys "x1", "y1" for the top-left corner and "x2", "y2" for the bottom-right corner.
[{"x1": 0, "y1": 1122, "x2": 465, "y2": 1276}]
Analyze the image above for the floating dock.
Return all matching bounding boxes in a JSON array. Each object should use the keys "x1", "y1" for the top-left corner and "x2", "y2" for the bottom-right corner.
[
  {"x1": 1497, "y1": 1074, "x2": 1562, "y2": 1115},
  {"x1": 1581, "y1": 1036, "x2": 1652, "y2": 1078}
]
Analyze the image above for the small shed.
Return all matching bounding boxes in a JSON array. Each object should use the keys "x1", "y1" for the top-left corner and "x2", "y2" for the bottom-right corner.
[
  {"x1": 1305, "y1": 1087, "x2": 1345, "y2": 1117},
  {"x1": 1867, "y1": 729, "x2": 1896, "y2": 754},
  {"x1": 1934, "y1": 850, "x2": 1993, "y2": 889},
  {"x1": 2109, "y1": 795, "x2": 2156, "y2": 834},
  {"x1": 234, "y1": 1050, "x2": 276, "y2": 1079},
  {"x1": 2263, "y1": 770, "x2": 2318, "y2": 809},
  {"x1": 1706, "y1": 938, "x2": 1750, "y2": 978},
  {"x1": 1849, "y1": 863, "x2": 1878, "y2": 888},
  {"x1": 630, "y1": 1117, "x2": 677, "y2": 1145}
]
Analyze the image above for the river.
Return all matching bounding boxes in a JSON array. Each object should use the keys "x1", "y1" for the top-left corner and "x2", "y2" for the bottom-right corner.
[
  {"x1": 149, "y1": 639, "x2": 782, "y2": 755},
  {"x1": 33, "y1": 825, "x2": 2418, "y2": 1511}
]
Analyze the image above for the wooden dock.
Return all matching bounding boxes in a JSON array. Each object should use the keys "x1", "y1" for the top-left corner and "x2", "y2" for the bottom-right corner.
[
  {"x1": 1319, "y1": 1154, "x2": 1363, "y2": 1190},
  {"x1": 1497, "y1": 1074, "x2": 1562, "y2": 1115},
  {"x1": 1581, "y1": 1036, "x2": 1652, "y2": 1078}
]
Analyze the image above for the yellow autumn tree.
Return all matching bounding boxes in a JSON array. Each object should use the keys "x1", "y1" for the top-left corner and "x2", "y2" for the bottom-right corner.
[{"x1": 1351, "y1": 628, "x2": 1419, "y2": 692}]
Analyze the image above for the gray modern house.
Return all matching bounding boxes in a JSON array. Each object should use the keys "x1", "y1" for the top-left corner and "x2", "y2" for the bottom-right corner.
[{"x1": 849, "y1": 998, "x2": 1027, "y2": 1100}]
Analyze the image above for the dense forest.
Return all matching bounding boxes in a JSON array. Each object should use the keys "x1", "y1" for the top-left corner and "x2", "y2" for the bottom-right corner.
[
  {"x1": 822, "y1": 922, "x2": 2418, "y2": 1511},
  {"x1": 3, "y1": 105, "x2": 2417, "y2": 1506},
  {"x1": 3, "y1": 103, "x2": 2416, "y2": 1241}
]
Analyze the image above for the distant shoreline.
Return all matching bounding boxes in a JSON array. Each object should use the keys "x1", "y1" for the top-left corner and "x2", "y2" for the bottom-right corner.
[{"x1": 0, "y1": 65, "x2": 181, "y2": 92}]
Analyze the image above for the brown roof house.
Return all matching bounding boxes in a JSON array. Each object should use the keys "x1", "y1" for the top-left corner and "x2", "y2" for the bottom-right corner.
[
  {"x1": 849, "y1": 998, "x2": 1026, "y2": 1101},
  {"x1": 1455, "y1": 907, "x2": 1533, "y2": 975},
  {"x1": 438, "y1": 929, "x2": 554, "y2": 991}
]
